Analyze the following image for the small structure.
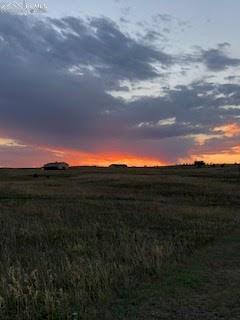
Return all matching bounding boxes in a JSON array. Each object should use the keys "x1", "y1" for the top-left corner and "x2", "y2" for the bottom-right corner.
[
  {"x1": 194, "y1": 161, "x2": 206, "y2": 168},
  {"x1": 43, "y1": 162, "x2": 69, "y2": 170},
  {"x1": 109, "y1": 164, "x2": 128, "y2": 169}
]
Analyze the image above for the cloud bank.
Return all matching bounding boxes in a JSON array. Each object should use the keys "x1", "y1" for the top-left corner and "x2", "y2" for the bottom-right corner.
[{"x1": 0, "y1": 14, "x2": 239, "y2": 166}]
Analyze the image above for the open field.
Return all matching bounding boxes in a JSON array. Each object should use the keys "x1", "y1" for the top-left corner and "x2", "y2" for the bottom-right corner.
[{"x1": 0, "y1": 166, "x2": 239, "y2": 319}]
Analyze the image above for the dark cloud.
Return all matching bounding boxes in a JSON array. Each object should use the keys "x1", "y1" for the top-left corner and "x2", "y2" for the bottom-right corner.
[
  {"x1": 191, "y1": 44, "x2": 240, "y2": 71},
  {"x1": 224, "y1": 75, "x2": 238, "y2": 81},
  {"x1": 201, "y1": 49, "x2": 240, "y2": 71},
  {"x1": 0, "y1": 14, "x2": 172, "y2": 82}
]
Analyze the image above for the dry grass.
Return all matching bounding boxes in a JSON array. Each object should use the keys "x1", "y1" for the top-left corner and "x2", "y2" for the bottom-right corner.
[{"x1": 0, "y1": 166, "x2": 239, "y2": 319}]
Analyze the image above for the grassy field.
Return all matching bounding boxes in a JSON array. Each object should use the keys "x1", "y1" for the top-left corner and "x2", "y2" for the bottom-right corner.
[{"x1": 0, "y1": 165, "x2": 239, "y2": 319}]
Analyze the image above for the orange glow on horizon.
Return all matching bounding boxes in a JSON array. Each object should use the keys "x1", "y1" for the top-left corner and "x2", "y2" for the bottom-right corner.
[
  {"x1": 47, "y1": 146, "x2": 240, "y2": 166},
  {"x1": 0, "y1": 136, "x2": 239, "y2": 167},
  {"x1": 29, "y1": 142, "x2": 240, "y2": 167},
  {"x1": 58, "y1": 150, "x2": 167, "y2": 167},
  {"x1": 192, "y1": 152, "x2": 240, "y2": 164},
  {"x1": 181, "y1": 143, "x2": 240, "y2": 164},
  {"x1": 33, "y1": 144, "x2": 166, "y2": 167}
]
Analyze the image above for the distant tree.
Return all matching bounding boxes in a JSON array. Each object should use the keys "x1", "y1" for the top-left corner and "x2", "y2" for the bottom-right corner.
[
  {"x1": 109, "y1": 164, "x2": 128, "y2": 169},
  {"x1": 194, "y1": 161, "x2": 206, "y2": 168}
]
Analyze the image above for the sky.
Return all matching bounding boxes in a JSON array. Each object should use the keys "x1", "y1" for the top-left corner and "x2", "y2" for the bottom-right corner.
[{"x1": 0, "y1": 0, "x2": 239, "y2": 167}]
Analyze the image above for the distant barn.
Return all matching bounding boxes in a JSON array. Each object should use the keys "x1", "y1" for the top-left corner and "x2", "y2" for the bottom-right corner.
[
  {"x1": 43, "y1": 162, "x2": 69, "y2": 170},
  {"x1": 109, "y1": 164, "x2": 128, "y2": 169}
]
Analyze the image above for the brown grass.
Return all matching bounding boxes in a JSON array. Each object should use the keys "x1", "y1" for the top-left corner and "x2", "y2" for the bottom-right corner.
[{"x1": 0, "y1": 166, "x2": 239, "y2": 319}]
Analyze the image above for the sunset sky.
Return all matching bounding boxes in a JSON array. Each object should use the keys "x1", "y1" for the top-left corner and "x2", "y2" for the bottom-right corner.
[{"x1": 0, "y1": 0, "x2": 239, "y2": 167}]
